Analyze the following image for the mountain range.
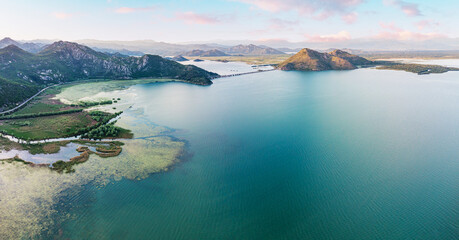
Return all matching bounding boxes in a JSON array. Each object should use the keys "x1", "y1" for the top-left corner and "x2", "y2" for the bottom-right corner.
[
  {"x1": 0, "y1": 41, "x2": 219, "y2": 110},
  {"x1": 183, "y1": 49, "x2": 229, "y2": 57},
  {"x1": 0, "y1": 37, "x2": 43, "y2": 53},
  {"x1": 226, "y1": 44, "x2": 284, "y2": 55}
]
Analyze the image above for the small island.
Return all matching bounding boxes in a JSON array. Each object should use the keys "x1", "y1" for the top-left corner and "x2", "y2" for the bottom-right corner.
[
  {"x1": 277, "y1": 48, "x2": 373, "y2": 71},
  {"x1": 276, "y1": 48, "x2": 459, "y2": 75}
]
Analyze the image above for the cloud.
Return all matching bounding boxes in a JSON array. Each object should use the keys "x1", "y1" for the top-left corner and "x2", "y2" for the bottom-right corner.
[
  {"x1": 269, "y1": 18, "x2": 298, "y2": 30},
  {"x1": 175, "y1": 12, "x2": 219, "y2": 25},
  {"x1": 52, "y1": 12, "x2": 73, "y2": 19},
  {"x1": 305, "y1": 31, "x2": 352, "y2": 43},
  {"x1": 341, "y1": 12, "x2": 358, "y2": 24},
  {"x1": 234, "y1": 0, "x2": 363, "y2": 20},
  {"x1": 114, "y1": 6, "x2": 156, "y2": 14},
  {"x1": 415, "y1": 20, "x2": 439, "y2": 30},
  {"x1": 374, "y1": 22, "x2": 444, "y2": 40},
  {"x1": 384, "y1": 0, "x2": 421, "y2": 16}
]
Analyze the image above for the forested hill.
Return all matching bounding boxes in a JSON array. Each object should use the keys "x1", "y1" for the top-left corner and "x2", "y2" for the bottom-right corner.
[{"x1": 0, "y1": 41, "x2": 219, "y2": 110}]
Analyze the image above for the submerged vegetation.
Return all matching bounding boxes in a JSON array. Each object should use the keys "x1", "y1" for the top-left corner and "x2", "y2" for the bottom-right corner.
[{"x1": 0, "y1": 109, "x2": 186, "y2": 239}]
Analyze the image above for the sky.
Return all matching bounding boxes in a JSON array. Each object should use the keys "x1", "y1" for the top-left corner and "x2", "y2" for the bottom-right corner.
[{"x1": 0, "y1": 0, "x2": 458, "y2": 44}]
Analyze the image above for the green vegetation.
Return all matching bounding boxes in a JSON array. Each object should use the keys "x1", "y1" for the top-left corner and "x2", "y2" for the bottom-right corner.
[
  {"x1": 0, "y1": 109, "x2": 83, "y2": 120},
  {"x1": 11, "y1": 102, "x2": 62, "y2": 115},
  {"x1": 376, "y1": 63, "x2": 459, "y2": 74},
  {"x1": 0, "y1": 77, "x2": 41, "y2": 110},
  {"x1": 81, "y1": 122, "x2": 131, "y2": 139},
  {"x1": 51, "y1": 160, "x2": 79, "y2": 173},
  {"x1": 70, "y1": 100, "x2": 112, "y2": 108},
  {"x1": 24, "y1": 141, "x2": 70, "y2": 154}
]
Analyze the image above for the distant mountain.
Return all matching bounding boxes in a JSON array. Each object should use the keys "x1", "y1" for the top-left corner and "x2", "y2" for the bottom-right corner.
[
  {"x1": 0, "y1": 37, "x2": 43, "y2": 53},
  {"x1": 227, "y1": 44, "x2": 284, "y2": 55},
  {"x1": 0, "y1": 41, "x2": 219, "y2": 109},
  {"x1": 92, "y1": 47, "x2": 145, "y2": 56},
  {"x1": 183, "y1": 49, "x2": 229, "y2": 57},
  {"x1": 171, "y1": 55, "x2": 189, "y2": 62},
  {"x1": 277, "y1": 48, "x2": 372, "y2": 71},
  {"x1": 77, "y1": 39, "x2": 227, "y2": 56}
]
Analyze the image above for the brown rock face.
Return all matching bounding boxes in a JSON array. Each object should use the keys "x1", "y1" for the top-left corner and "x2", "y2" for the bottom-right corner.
[{"x1": 278, "y1": 48, "x2": 372, "y2": 71}]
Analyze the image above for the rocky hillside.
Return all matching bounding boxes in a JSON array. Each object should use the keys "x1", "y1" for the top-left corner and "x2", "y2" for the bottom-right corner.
[
  {"x1": 227, "y1": 44, "x2": 284, "y2": 55},
  {"x1": 0, "y1": 41, "x2": 219, "y2": 109},
  {"x1": 277, "y1": 48, "x2": 373, "y2": 71}
]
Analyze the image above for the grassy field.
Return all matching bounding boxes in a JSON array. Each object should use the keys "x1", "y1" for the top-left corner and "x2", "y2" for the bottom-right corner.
[
  {"x1": 190, "y1": 54, "x2": 291, "y2": 65},
  {"x1": 0, "y1": 112, "x2": 96, "y2": 140},
  {"x1": 0, "y1": 79, "x2": 153, "y2": 141}
]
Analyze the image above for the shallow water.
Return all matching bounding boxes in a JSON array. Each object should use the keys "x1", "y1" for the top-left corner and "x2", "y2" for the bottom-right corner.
[
  {"x1": 2, "y1": 65, "x2": 459, "y2": 239},
  {"x1": 0, "y1": 142, "x2": 94, "y2": 164},
  {"x1": 56, "y1": 68, "x2": 459, "y2": 239}
]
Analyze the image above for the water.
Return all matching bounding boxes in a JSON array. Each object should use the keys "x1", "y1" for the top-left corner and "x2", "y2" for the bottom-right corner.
[
  {"x1": 46, "y1": 67, "x2": 459, "y2": 240},
  {"x1": 181, "y1": 59, "x2": 274, "y2": 75}
]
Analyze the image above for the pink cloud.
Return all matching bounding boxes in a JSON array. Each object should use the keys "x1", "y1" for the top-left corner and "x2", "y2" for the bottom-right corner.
[
  {"x1": 175, "y1": 12, "x2": 219, "y2": 25},
  {"x1": 305, "y1": 31, "x2": 352, "y2": 43},
  {"x1": 114, "y1": 6, "x2": 156, "y2": 14},
  {"x1": 235, "y1": 0, "x2": 363, "y2": 21},
  {"x1": 415, "y1": 20, "x2": 439, "y2": 30},
  {"x1": 375, "y1": 22, "x2": 444, "y2": 41},
  {"x1": 52, "y1": 12, "x2": 73, "y2": 19},
  {"x1": 341, "y1": 12, "x2": 358, "y2": 24},
  {"x1": 384, "y1": 0, "x2": 421, "y2": 16}
]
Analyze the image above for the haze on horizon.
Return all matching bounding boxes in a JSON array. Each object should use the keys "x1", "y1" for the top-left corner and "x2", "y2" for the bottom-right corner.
[{"x1": 1, "y1": 0, "x2": 458, "y2": 50}]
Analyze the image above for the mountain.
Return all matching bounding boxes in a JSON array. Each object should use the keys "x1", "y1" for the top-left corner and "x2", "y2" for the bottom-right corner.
[
  {"x1": 0, "y1": 37, "x2": 43, "y2": 53},
  {"x1": 183, "y1": 49, "x2": 229, "y2": 57},
  {"x1": 277, "y1": 48, "x2": 372, "y2": 71},
  {"x1": 77, "y1": 39, "x2": 228, "y2": 56},
  {"x1": 171, "y1": 55, "x2": 189, "y2": 62},
  {"x1": 92, "y1": 47, "x2": 145, "y2": 56},
  {"x1": 328, "y1": 49, "x2": 372, "y2": 66},
  {"x1": 0, "y1": 41, "x2": 219, "y2": 109},
  {"x1": 227, "y1": 44, "x2": 284, "y2": 55}
]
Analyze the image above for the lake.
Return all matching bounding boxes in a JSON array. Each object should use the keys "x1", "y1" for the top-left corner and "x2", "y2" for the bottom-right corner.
[{"x1": 2, "y1": 64, "x2": 459, "y2": 239}]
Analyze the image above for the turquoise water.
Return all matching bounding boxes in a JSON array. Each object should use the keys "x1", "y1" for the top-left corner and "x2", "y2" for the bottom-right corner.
[{"x1": 58, "y1": 68, "x2": 458, "y2": 239}]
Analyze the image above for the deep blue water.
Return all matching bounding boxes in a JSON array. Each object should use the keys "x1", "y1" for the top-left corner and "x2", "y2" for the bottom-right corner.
[{"x1": 59, "y1": 69, "x2": 459, "y2": 239}]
